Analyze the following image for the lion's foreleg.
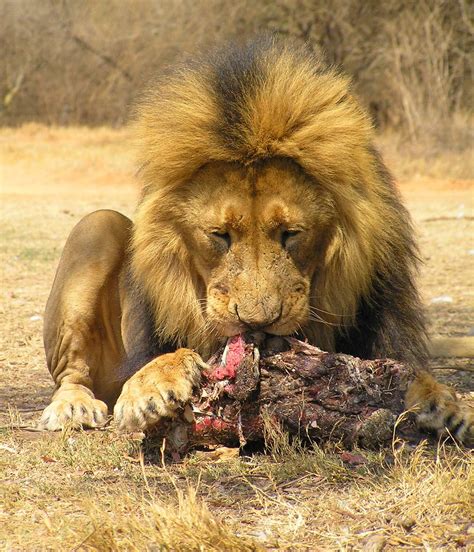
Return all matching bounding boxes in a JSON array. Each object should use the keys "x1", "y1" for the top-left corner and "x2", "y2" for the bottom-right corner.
[
  {"x1": 114, "y1": 349, "x2": 207, "y2": 432},
  {"x1": 406, "y1": 371, "x2": 473, "y2": 446},
  {"x1": 39, "y1": 210, "x2": 132, "y2": 430}
]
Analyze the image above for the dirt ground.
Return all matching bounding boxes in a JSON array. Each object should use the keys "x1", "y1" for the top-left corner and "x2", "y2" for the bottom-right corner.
[{"x1": 0, "y1": 125, "x2": 473, "y2": 550}]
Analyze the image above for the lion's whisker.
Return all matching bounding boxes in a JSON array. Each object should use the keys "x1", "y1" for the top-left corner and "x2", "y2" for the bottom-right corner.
[
  {"x1": 308, "y1": 304, "x2": 352, "y2": 318},
  {"x1": 307, "y1": 314, "x2": 345, "y2": 328},
  {"x1": 296, "y1": 323, "x2": 309, "y2": 342}
]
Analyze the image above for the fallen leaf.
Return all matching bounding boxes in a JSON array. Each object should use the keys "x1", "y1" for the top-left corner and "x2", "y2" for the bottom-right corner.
[
  {"x1": 194, "y1": 446, "x2": 240, "y2": 462},
  {"x1": 340, "y1": 451, "x2": 367, "y2": 466},
  {"x1": 41, "y1": 455, "x2": 57, "y2": 463}
]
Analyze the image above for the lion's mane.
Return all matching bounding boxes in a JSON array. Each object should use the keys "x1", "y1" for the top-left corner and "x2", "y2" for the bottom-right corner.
[{"x1": 130, "y1": 36, "x2": 427, "y2": 365}]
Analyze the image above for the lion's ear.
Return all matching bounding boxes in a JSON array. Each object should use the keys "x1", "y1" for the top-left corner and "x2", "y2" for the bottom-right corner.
[{"x1": 131, "y1": 193, "x2": 209, "y2": 354}]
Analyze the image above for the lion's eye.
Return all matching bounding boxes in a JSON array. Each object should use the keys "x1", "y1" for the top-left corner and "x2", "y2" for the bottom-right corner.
[
  {"x1": 281, "y1": 230, "x2": 300, "y2": 249},
  {"x1": 210, "y1": 231, "x2": 231, "y2": 250}
]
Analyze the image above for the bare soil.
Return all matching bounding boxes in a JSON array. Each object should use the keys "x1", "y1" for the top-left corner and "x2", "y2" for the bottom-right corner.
[{"x1": 0, "y1": 125, "x2": 472, "y2": 550}]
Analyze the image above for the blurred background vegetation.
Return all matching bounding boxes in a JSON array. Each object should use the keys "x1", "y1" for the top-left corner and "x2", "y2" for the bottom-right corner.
[{"x1": 1, "y1": 0, "x2": 472, "y2": 150}]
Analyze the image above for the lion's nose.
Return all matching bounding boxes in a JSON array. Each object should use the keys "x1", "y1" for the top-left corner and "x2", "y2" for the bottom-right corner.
[{"x1": 235, "y1": 304, "x2": 282, "y2": 330}]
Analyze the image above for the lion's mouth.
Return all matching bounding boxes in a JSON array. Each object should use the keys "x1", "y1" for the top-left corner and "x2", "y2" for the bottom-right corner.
[{"x1": 218, "y1": 332, "x2": 292, "y2": 377}]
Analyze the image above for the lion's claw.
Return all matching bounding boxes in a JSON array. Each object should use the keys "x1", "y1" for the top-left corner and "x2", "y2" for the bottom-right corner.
[
  {"x1": 416, "y1": 398, "x2": 474, "y2": 446},
  {"x1": 113, "y1": 348, "x2": 204, "y2": 432},
  {"x1": 38, "y1": 389, "x2": 108, "y2": 431},
  {"x1": 407, "y1": 373, "x2": 474, "y2": 446}
]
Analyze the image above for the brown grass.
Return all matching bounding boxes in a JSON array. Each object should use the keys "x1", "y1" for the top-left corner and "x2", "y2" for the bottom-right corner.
[{"x1": 1, "y1": 125, "x2": 473, "y2": 550}]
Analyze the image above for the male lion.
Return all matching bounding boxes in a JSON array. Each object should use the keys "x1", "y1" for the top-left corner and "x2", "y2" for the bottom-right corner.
[{"x1": 39, "y1": 38, "x2": 473, "y2": 444}]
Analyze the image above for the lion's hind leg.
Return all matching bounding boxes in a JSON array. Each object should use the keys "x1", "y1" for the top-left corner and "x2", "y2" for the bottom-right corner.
[
  {"x1": 406, "y1": 372, "x2": 474, "y2": 446},
  {"x1": 39, "y1": 210, "x2": 132, "y2": 430}
]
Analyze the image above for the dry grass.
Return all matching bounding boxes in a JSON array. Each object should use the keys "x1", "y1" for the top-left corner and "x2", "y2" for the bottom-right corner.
[
  {"x1": 377, "y1": 120, "x2": 474, "y2": 180},
  {"x1": 1, "y1": 418, "x2": 473, "y2": 550},
  {"x1": 1, "y1": 125, "x2": 473, "y2": 550}
]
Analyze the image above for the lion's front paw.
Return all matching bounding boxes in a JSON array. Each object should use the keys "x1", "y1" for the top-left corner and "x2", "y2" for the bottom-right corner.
[
  {"x1": 113, "y1": 348, "x2": 206, "y2": 432},
  {"x1": 38, "y1": 385, "x2": 108, "y2": 431},
  {"x1": 406, "y1": 372, "x2": 474, "y2": 446}
]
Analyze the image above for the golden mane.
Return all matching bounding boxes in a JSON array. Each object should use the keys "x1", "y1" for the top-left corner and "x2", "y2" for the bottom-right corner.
[{"x1": 131, "y1": 37, "x2": 421, "y2": 359}]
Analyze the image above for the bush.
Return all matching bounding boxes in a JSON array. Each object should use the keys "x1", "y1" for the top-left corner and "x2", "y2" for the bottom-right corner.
[{"x1": 1, "y1": 0, "x2": 471, "y2": 146}]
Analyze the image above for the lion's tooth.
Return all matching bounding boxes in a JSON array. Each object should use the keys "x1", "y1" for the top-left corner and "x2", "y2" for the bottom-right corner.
[{"x1": 221, "y1": 340, "x2": 230, "y2": 366}]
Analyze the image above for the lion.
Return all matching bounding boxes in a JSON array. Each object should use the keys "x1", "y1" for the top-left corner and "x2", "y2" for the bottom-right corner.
[{"x1": 39, "y1": 37, "x2": 473, "y2": 445}]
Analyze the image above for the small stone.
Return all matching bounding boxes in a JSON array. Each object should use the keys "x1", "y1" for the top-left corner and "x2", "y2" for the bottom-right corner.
[
  {"x1": 430, "y1": 295, "x2": 453, "y2": 304},
  {"x1": 357, "y1": 409, "x2": 396, "y2": 447},
  {"x1": 398, "y1": 516, "x2": 416, "y2": 531},
  {"x1": 364, "y1": 535, "x2": 386, "y2": 551}
]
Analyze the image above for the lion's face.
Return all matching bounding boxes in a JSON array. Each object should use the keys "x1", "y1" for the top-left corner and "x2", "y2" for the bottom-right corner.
[{"x1": 179, "y1": 158, "x2": 336, "y2": 337}]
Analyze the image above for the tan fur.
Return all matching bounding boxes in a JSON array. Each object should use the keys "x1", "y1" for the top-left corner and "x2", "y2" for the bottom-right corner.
[
  {"x1": 406, "y1": 372, "x2": 474, "y2": 444},
  {"x1": 114, "y1": 349, "x2": 205, "y2": 431}
]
